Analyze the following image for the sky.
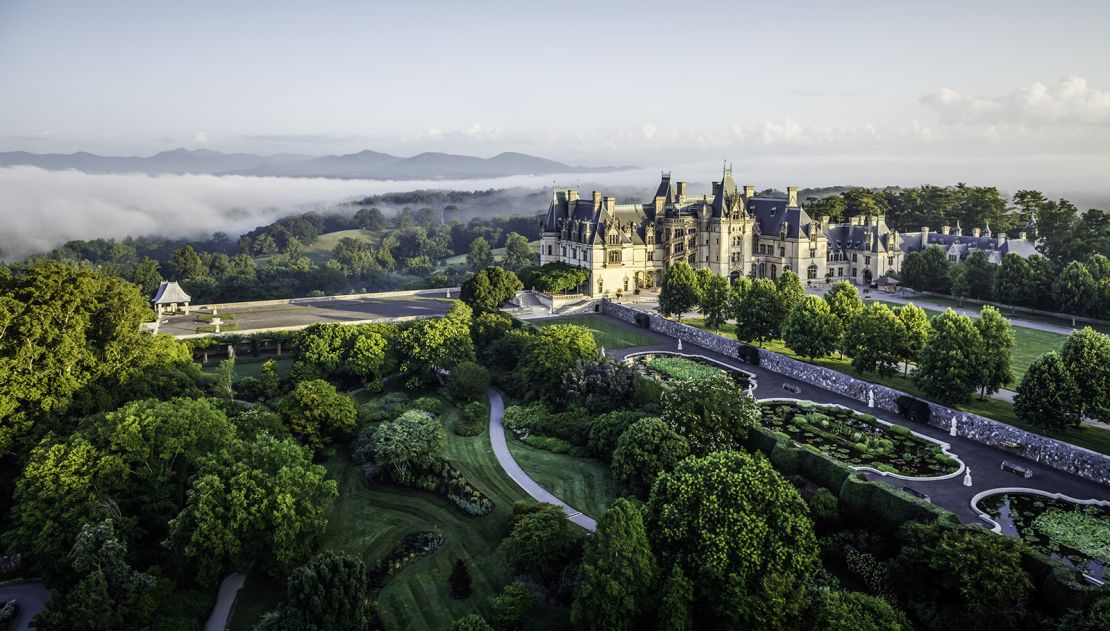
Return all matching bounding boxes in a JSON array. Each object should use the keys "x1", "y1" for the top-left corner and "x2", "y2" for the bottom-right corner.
[{"x1": 1, "y1": 0, "x2": 1110, "y2": 244}]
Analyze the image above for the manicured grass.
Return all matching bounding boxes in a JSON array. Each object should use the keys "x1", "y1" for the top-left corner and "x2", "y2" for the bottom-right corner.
[
  {"x1": 684, "y1": 318, "x2": 1110, "y2": 456},
  {"x1": 230, "y1": 396, "x2": 571, "y2": 631},
  {"x1": 883, "y1": 294, "x2": 1110, "y2": 334},
  {"x1": 868, "y1": 300, "x2": 1067, "y2": 382},
  {"x1": 505, "y1": 428, "x2": 619, "y2": 520},
  {"x1": 200, "y1": 357, "x2": 294, "y2": 383},
  {"x1": 534, "y1": 314, "x2": 657, "y2": 350}
]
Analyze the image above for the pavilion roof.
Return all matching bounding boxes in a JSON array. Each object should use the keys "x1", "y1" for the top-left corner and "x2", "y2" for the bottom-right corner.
[{"x1": 152, "y1": 281, "x2": 191, "y2": 304}]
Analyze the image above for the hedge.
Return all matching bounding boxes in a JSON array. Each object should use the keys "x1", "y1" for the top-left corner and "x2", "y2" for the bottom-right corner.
[
  {"x1": 737, "y1": 344, "x2": 761, "y2": 366},
  {"x1": 745, "y1": 426, "x2": 781, "y2": 456},
  {"x1": 1023, "y1": 551, "x2": 1104, "y2": 615},
  {"x1": 769, "y1": 442, "x2": 803, "y2": 476},
  {"x1": 836, "y1": 475, "x2": 955, "y2": 532},
  {"x1": 895, "y1": 395, "x2": 931, "y2": 424}
]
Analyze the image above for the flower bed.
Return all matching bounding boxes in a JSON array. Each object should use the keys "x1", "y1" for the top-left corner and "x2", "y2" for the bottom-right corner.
[
  {"x1": 977, "y1": 492, "x2": 1108, "y2": 580},
  {"x1": 367, "y1": 530, "x2": 445, "y2": 590},
  {"x1": 760, "y1": 401, "x2": 959, "y2": 477},
  {"x1": 626, "y1": 353, "x2": 751, "y2": 389}
]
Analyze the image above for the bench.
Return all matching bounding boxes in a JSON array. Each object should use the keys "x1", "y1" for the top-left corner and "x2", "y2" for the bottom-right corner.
[
  {"x1": 1000, "y1": 461, "x2": 1033, "y2": 478},
  {"x1": 782, "y1": 383, "x2": 801, "y2": 394}
]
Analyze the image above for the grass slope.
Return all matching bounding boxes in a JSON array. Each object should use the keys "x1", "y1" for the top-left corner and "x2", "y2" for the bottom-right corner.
[
  {"x1": 505, "y1": 429, "x2": 618, "y2": 520},
  {"x1": 685, "y1": 317, "x2": 1110, "y2": 456},
  {"x1": 229, "y1": 397, "x2": 571, "y2": 631},
  {"x1": 533, "y1": 314, "x2": 657, "y2": 350},
  {"x1": 440, "y1": 241, "x2": 539, "y2": 267}
]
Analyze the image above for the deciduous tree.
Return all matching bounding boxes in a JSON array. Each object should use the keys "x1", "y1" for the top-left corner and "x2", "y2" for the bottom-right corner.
[
  {"x1": 279, "y1": 379, "x2": 357, "y2": 449},
  {"x1": 973, "y1": 306, "x2": 1014, "y2": 398},
  {"x1": 659, "y1": 261, "x2": 700, "y2": 320},
  {"x1": 698, "y1": 273, "x2": 731, "y2": 330},
  {"x1": 467, "y1": 236, "x2": 494, "y2": 270},
  {"x1": 843, "y1": 302, "x2": 903, "y2": 376},
  {"x1": 660, "y1": 372, "x2": 757, "y2": 454},
  {"x1": 913, "y1": 309, "x2": 982, "y2": 405},
  {"x1": 611, "y1": 417, "x2": 690, "y2": 498},
  {"x1": 1014, "y1": 351, "x2": 1080, "y2": 429},
  {"x1": 735, "y1": 278, "x2": 781, "y2": 344},
  {"x1": 782, "y1": 296, "x2": 842, "y2": 360},
  {"x1": 1058, "y1": 327, "x2": 1110, "y2": 421}
]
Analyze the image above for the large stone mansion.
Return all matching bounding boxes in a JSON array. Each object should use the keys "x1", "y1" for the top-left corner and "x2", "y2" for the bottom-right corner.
[{"x1": 539, "y1": 167, "x2": 1037, "y2": 297}]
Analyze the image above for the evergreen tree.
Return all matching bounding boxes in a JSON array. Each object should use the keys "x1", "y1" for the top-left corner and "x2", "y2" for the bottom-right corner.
[
  {"x1": 973, "y1": 306, "x2": 1014, "y2": 398},
  {"x1": 961, "y1": 250, "x2": 996, "y2": 300},
  {"x1": 655, "y1": 565, "x2": 694, "y2": 631},
  {"x1": 913, "y1": 309, "x2": 982, "y2": 405},
  {"x1": 895, "y1": 304, "x2": 929, "y2": 377},
  {"x1": 467, "y1": 236, "x2": 494, "y2": 270},
  {"x1": 698, "y1": 273, "x2": 731, "y2": 330},
  {"x1": 776, "y1": 269, "x2": 806, "y2": 314},
  {"x1": 1054, "y1": 260, "x2": 1097, "y2": 316},
  {"x1": 659, "y1": 261, "x2": 700, "y2": 320},
  {"x1": 782, "y1": 295, "x2": 842, "y2": 360},
  {"x1": 168, "y1": 245, "x2": 207, "y2": 280},
  {"x1": 843, "y1": 302, "x2": 903, "y2": 376},
  {"x1": 277, "y1": 551, "x2": 371, "y2": 631},
  {"x1": 1058, "y1": 327, "x2": 1110, "y2": 421},
  {"x1": 1014, "y1": 351, "x2": 1080, "y2": 429},
  {"x1": 571, "y1": 498, "x2": 658, "y2": 630},
  {"x1": 735, "y1": 278, "x2": 781, "y2": 345},
  {"x1": 993, "y1": 253, "x2": 1033, "y2": 306},
  {"x1": 449, "y1": 559, "x2": 472, "y2": 599}
]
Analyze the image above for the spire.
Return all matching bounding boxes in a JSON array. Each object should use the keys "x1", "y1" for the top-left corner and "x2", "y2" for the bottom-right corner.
[
  {"x1": 955, "y1": 219, "x2": 962, "y2": 236},
  {"x1": 984, "y1": 221, "x2": 991, "y2": 237}
]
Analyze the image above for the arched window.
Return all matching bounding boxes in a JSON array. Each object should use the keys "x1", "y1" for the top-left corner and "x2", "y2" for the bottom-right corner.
[{"x1": 807, "y1": 264, "x2": 818, "y2": 280}]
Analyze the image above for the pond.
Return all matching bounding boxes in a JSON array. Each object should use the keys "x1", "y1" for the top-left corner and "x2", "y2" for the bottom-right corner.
[
  {"x1": 976, "y1": 492, "x2": 1109, "y2": 582},
  {"x1": 625, "y1": 353, "x2": 752, "y2": 389},
  {"x1": 760, "y1": 401, "x2": 961, "y2": 478}
]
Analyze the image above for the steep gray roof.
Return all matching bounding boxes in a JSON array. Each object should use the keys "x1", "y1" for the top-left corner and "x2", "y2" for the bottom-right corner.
[
  {"x1": 747, "y1": 198, "x2": 814, "y2": 239},
  {"x1": 152, "y1": 281, "x2": 191, "y2": 304}
]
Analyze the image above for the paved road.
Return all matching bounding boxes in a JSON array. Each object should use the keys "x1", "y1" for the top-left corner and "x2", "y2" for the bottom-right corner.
[
  {"x1": 591, "y1": 316, "x2": 1109, "y2": 524},
  {"x1": 873, "y1": 291, "x2": 1081, "y2": 335},
  {"x1": 486, "y1": 389, "x2": 598, "y2": 532},
  {"x1": 0, "y1": 580, "x2": 50, "y2": 631},
  {"x1": 159, "y1": 292, "x2": 453, "y2": 337},
  {"x1": 204, "y1": 572, "x2": 246, "y2": 631}
]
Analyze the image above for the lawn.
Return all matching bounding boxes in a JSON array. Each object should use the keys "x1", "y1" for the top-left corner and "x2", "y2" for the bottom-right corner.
[
  {"x1": 200, "y1": 357, "x2": 294, "y2": 383},
  {"x1": 229, "y1": 396, "x2": 571, "y2": 631},
  {"x1": 440, "y1": 240, "x2": 539, "y2": 267},
  {"x1": 881, "y1": 294, "x2": 1110, "y2": 335},
  {"x1": 867, "y1": 300, "x2": 1067, "y2": 382},
  {"x1": 684, "y1": 317, "x2": 1110, "y2": 456},
  {"x1": 533, "y1": 314, "x2": 657, "y2": 349},
  {"x1": 505, "y1": 428, "x2": 619, "y2": 520}
]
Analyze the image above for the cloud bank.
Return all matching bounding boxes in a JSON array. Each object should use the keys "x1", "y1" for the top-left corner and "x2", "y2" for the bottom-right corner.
[
  {"x1": 0, "y1": 166, "x2": 656, "y2": 260},
  {"x1": 921, "y1": 76, "x2": 1110, "y2": 127}
]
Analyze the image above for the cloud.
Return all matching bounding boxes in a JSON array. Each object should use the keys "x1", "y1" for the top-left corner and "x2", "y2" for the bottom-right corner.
[
  {"x1": 241, "y1": 133, "x2": 361, "y2": 144},
  {"x1": 641, "y1": 122, "x2": 658, "y2": 141},
  {"x1": 921, "y1": 76, "x2": 1110, "y2": 126},
  {"x1": 0, "y1": 166, "x2": 657, "y2": 259},
  {"x1": 193, "y1": 131, "x2": 210, "y2": 144}
]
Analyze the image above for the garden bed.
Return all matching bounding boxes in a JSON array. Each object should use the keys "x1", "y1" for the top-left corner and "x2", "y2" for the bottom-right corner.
[
  {"x1": 976, "y1": 492, "x2": 1109, "y2": 581},
  {"x1": 625, "y1": 353, "x2": 751, "y2": 389},
  {"x1": 760, "y1": 401, "x2": 960, "y2": 478}
]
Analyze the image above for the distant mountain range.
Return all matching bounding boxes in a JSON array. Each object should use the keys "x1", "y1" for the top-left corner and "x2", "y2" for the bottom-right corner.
[{"x1": 0, "y1": 148, "x2": 635, "y2": 180}]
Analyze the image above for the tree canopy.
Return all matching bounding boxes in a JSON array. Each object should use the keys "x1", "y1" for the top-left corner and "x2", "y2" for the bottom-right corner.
[{"x1": 659, "y1": 261, "x2": 700, "y2": 320}]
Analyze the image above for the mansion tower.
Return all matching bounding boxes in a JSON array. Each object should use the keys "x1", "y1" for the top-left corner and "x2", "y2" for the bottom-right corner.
[{"x1": 540, "y1": 167, "x2": 903, "y2": 297}]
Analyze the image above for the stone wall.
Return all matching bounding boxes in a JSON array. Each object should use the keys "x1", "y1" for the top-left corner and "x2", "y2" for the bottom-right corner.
[{"x1": 600, "y1": 299, "x2": 1110, "y2": 486}]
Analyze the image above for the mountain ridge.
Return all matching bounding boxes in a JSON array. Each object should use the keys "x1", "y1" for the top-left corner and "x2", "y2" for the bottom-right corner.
[{"x1": 0, "y1": 148, "x2": 635, "y2": 180}]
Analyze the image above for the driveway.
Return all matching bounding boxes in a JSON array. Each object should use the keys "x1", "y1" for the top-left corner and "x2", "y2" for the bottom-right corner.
[
  {"x1": 0, "y1": 580, "x2": 50, "y2": 631},
  {"x1": 486, "y1": 389, "x2": 597, "y2": 532},
  {"x1": 598, "y1": 317, "x2": 1110, "y2": 524}
]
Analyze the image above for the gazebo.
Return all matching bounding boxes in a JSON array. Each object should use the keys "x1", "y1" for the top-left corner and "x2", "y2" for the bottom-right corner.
[
  {"x1": 875, "y1": 275, "x2": 900, "y2": 294},
  {"x1": 152, "y1": 281, "x2": 192, "y2": 315}
]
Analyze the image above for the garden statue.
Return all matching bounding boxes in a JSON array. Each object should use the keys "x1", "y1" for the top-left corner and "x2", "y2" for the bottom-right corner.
[
  {"x1": 950, "y1": 418, "x2": 957, "y2": 437},
  {"x1": 227, "y1": 344, "x2": 235, "y2": 360},
  {"x1": 600, "y1": 346, "x2": 606, "y2": 357},
  {"x1": 746, "y1": 382, "x2": 755, "y2": 398},
  {"x1": 677, "y1": 338, "x2": 683, "y2": 351},
  {"x1": 963, "y1": 467, "x2": 972, "y2": 487},
  {"x1": 867, "y1": 389, "x2": 875, "y2": 408},
  {"x1": 446, "y1": 288, "x2": 451, "y2": 298}
]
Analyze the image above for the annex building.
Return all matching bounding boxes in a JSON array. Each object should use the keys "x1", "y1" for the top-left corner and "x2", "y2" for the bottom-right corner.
[{"x1": 540, "y1": 167, "x2": 903, "y2": 297}]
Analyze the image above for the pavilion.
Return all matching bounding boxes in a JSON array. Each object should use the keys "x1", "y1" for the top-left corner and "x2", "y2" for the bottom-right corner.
[{"x1": 152, "y1": 281, "x2": 192, "y2": 316}]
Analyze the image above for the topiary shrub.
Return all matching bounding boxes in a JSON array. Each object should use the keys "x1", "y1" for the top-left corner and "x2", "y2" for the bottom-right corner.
[
  {"x1": 412, "y1": 396, "x2": 443, "y2": 415},
  {"x1": 737, "y1": 344, "x2": 761, "y2": 366}
]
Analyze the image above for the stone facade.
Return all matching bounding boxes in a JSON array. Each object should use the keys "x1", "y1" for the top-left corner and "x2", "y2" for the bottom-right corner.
[
  {"x1": 541, "y1": 167, "x2": 907, "y2": 297},
  {"x1": 600, "y1": 300, "x2": 1110, "y2": 487}
]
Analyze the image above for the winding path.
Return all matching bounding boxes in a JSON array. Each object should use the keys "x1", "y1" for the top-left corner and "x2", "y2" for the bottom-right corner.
[
  {"x1": 0, "y1": 580, "x2": 50, "y2": 631},
  {"x1": 203, "y1": 572, "x2": 246, "y2": 631},
  {"x1": 486, "y1": 389, "x2": 598, "y2": 532}
]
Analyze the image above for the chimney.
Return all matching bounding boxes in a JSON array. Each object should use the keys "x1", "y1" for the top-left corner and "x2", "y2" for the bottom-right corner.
[
  {"x1": 604, "y1": 196, "x2": 616, "y2": 214},
  {"x1": 676, "y1": 181, "x2": 687, "y2": 200},
  {"x1": 654, "y1": 195, "x2": 665, "y2": 215},
  {"x1": 744, "y1": 185, "x2": 756, "y2": 198},
  {"x1": 568, "y1": 189, "x2": 579, "y2": 203},
  {"x1": 922, "y1": 226, "x2": 930, "y2": 240},
  {"x1": 972, "y1": 227, "x2": 981, "y2": 237},
  {"x1": 592, "y1": 191, "x2": 601, "y2": 210},
  {"x1": 787, "y1": 186, "x2": 798, "y2": 207},
  {"x1": 941, "y1": 225, "x2": 951, "y2": 235},
  {"x1": 712, "y1": 181, "x2": 721, "y2": 195},
  {"x1": 1019, "y1": 231, "x2": 1027, "y2": 240}
]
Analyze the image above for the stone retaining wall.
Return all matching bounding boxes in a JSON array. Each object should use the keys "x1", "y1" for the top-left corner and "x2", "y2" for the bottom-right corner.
[{"x1": 600, "y1": 299, "x2": 1110, "y2": 487}]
